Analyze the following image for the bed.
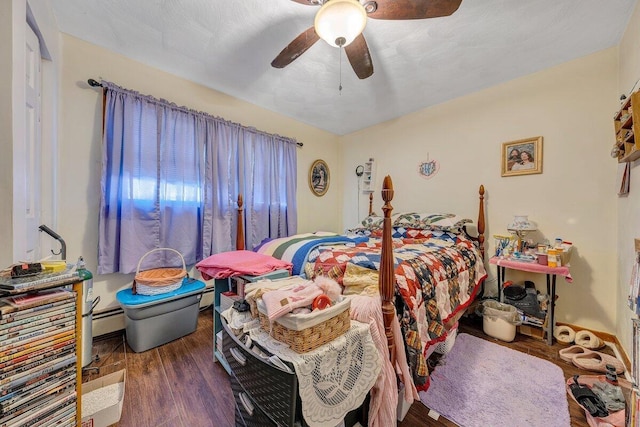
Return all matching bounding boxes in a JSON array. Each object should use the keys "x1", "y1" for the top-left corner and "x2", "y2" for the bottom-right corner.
[{"x1": 233, "y1": 176, "x2": 487, "y2": 422}]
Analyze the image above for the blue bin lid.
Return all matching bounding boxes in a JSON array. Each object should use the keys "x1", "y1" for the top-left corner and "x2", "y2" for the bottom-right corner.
[{"x1": 116, "y1": 277, "x2": 205, "y2": 307}]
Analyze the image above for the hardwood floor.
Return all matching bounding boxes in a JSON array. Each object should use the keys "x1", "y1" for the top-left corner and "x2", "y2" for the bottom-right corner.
[
  {"x1": 83, "y1": 308, "x2": 613, "y2": 426},
  {"x1": 82, "y1": 308, "x2": 234, "y2": 427}
]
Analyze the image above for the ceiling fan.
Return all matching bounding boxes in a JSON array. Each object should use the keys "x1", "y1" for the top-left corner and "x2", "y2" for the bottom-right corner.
[{"x1": 271, "y1": 0, "x2": 463, "y2": 79}]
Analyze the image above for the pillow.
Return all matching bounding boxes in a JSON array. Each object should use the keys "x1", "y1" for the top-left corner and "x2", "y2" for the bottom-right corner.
[
  {"x1": 415, "y1": 213, "x2": 472, "y2": 233},
  {"x1": 391, "y1": 212, "x2": 421, "y2": 227},
  {"x1": 346, "y1": 227, "x2": 372, "y2": 237},
  {"x1": 360, "y1": 213, "x2": 416, "y2": 230},
  {"x1": 362, "y1": 212, "x2": 472, "y2": 233},
  {"x1": 392, "y1": 212, "x2": 472, "y2": 233},
  {"x1": 360, "y1": 214, "x2": 383, "y2": 230}
]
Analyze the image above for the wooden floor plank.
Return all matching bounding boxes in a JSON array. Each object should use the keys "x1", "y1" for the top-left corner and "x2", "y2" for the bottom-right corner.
[
  {"x1": 180, "y1": 311, "x2": 236, "y2": 424},
  {"x1": 158, "y1": 331, "x2": 235, "y2": 426},
  {"x1": 85, "y1": 308, "x2": 610, "y2": 427},
  {"x1": 119, "y1": 346, "x2": 182, "y2": 427}
]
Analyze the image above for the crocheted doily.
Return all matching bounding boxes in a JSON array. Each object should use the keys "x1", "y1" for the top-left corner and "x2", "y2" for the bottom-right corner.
[{"x1": 250, "y1": 321, "x2": 380, "y2": 427}]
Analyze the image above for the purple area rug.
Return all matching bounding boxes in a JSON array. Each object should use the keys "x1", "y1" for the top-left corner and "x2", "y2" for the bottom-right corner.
[{"x1": 420, "y1": 333, "x2": 570, "y2": 427}]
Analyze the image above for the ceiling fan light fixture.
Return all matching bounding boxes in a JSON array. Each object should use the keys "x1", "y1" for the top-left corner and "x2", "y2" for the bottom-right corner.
[{"x1": 314, "y1": 0, "x2": 367, "y2": 48}]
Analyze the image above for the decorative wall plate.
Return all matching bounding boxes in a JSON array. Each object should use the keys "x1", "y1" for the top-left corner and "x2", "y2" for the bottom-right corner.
[
  {"x1": 309, "y1": 159, "x2": 330, "y2": 196},
  {"x1": 418, "y1": 158, "x2": 439, "y2": 179}
]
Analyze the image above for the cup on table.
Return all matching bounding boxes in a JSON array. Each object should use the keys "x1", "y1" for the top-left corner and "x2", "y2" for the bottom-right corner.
[{"x1": 537, "y1": 253, "x2": 548, "y2": 265}]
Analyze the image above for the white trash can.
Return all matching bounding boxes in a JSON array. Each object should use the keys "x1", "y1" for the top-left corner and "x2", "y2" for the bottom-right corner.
[
  {"x1": 76, "y1": 261, "x2": 96, "y2": 368},
  {"x1": 479, "y1": 300, "x2": 521, "y2": 342}
]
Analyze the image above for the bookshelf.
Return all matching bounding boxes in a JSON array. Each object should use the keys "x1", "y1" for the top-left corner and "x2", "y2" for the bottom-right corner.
[
  {"x1": 0, "y1": 272, "x2": 85, "y2": 425},
  {"x1": 362, "y1": 158, "x2": 376, "y2": 193}
]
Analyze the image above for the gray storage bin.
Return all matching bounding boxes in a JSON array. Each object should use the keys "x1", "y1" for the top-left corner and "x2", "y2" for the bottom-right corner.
[{"x1": 116, "y1": 278, "x2": 205, "y2": 352}]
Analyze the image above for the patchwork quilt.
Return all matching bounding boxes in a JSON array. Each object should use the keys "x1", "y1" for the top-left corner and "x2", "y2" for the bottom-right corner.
[{"x1": 256, "y1": 231, "x2": 487, "y2": 391}]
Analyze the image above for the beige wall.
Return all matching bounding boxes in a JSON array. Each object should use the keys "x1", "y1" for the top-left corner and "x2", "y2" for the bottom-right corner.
[
  {"x1": 341, "y1": 49, "x2": 620, "y2": 334},
  {"x1": 58, "y1": 35, "x2": 341, "y2": 316},
  {"x1": 617, "y1": 1, "x2": 640, "y2": 357}
]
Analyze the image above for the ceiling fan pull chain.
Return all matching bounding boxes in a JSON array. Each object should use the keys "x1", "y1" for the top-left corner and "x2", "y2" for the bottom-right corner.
[{"x1": 339, "y1": 44, "x2": 343, "y2": 94}]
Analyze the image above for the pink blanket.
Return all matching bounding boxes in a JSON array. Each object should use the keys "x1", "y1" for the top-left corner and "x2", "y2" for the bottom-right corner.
[
  {"x1": 349, "y1": 295, "x2": 418, "y2": 426},
  {"x1": 195, "y1": 250, "x2": 293, "y2": 280},
  {"x1": 261, "y1": 282, "x2": 323, "y2": 321}
]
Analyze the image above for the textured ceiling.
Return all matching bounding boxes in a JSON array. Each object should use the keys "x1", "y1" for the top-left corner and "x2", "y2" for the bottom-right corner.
[{"x1": 51, "y1": 0, "x2": 637, "y2": 135}]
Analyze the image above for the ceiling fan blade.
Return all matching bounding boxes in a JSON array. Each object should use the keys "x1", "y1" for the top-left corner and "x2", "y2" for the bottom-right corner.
[
  {"x1": 345, "y1": 34, "x2": 373, "y2": 79},
  {"x1": 271, "y1": 27, "x2": 320, "y2": 69},
  {"x1": 367, "y1": 0, "x2": 462, "y2": 20},
  {"x1": 289, "y1": 0, "x2": 320, "y2": 4}
]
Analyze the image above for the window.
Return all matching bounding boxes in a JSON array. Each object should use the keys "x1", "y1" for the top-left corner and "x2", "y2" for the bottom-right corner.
[{"x1": 98, "y1": 82, "x2": 297, "y2": 274}]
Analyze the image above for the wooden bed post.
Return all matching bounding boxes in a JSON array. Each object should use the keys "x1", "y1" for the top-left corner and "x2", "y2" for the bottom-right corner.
[
  {"x1": 368, "y1": 193, "x2": 374, "y2": 216},
  {"x1": 378, "y1": 176, "x2": 396, "y2": 365},
  {"x1": 477, "y1": 185, "x2": 485, "y2": 259},
  {"x1": 236, "y1": 195, "x2": 245, "y2": 251}
]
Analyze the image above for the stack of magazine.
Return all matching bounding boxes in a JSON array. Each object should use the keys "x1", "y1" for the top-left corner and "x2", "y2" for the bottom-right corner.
[
  {"x1": 0, "y1": 269, "x2": 79, "y2": 294},
  {"x1": 0, "y1": 287, "x2": 78, "y2": 426}
]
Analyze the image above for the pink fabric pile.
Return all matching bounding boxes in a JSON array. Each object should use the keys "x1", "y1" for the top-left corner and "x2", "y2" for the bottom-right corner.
[
  {"x1": 261, "y1": 282, "x2": 323, "y2": 321},
  {"x1": 195, "y1": 250, "x2": 292, "y2": 280},
  {"x1": 261, "y1": 276, "x2": 343, "y2": 321}
]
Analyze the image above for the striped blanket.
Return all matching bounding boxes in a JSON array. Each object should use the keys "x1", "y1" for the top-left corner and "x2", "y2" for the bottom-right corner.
[{"x1": 254, "y1": 232, "x2": 362, "y2": 275}]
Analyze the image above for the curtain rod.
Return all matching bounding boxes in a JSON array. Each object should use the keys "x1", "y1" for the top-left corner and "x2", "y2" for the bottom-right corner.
[
  {"x1": 86, "y1": 78, "x2": 303, "y2": 147},
  {"x1": 88, "y1": 78, "x2": 102, "y2": 87}
]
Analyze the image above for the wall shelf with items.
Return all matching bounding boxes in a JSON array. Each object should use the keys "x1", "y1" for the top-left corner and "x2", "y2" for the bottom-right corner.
[
  {"x1": 614, "y1": 91, "x2": 640, "y2": 163},
  {"x1": 362, "y1": 158, "x2": 376, "y2": 193}
]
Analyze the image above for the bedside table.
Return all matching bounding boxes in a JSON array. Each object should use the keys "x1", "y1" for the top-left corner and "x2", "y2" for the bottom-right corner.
[{"x1": 489, "y1": 256, "x2": 573, "y2": 345}]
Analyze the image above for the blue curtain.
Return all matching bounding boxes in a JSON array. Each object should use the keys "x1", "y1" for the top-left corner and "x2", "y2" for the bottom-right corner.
[{"x1": 98, "y1": 82, "x2": 297, "y2": 274}]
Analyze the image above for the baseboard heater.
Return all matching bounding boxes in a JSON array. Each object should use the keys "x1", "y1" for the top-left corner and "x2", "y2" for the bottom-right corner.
[
  {"x1": 93, "y1": 287, "x2": 216, "y2": 319},
  {"x1": 93, "y1": 306, "x2": 124, "y2": 320}
]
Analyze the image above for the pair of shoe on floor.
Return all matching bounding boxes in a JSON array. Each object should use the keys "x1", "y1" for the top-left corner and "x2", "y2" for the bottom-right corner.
[
  {"x1": 559, "y1": 345, "x2": 625, "y2": 374},
  {"x1": 554, "y1": 325, "x2": 605, "y2": 349}
]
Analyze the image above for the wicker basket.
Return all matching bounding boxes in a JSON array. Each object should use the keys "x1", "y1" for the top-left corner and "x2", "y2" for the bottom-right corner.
[
  {"x1": 257, "y1": 298, "x2": 351, "y2": 353},
  {"x1": 248, "y1": 297, "x2": 259, "y2": 319},
  {"x1": 132, "y1": 248, "x2": 187, "y2": 296}
]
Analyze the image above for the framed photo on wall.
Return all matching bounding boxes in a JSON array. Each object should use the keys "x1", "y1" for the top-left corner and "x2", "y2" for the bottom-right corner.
[
  {"x1": 309, "y1": 159, "x2": 330, "y2": 196},
  {"x1": 501, "y1": 136, "x2": 543, "y2": 177}
]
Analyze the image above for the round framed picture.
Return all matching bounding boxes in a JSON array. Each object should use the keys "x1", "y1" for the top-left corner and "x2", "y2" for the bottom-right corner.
[{"x1": 309, "y1": 159, "x2": 330, "y2": 197}]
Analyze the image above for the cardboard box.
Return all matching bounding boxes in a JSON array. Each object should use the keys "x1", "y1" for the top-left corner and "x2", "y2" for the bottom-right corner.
[
  {"x1": 517, "y1": 324, "x2": 546, "y2": 340},
  {"x1": 517, "y1": 310, "x2": 548, "y2": 340},
  {"x1": 81, "y1": 369, "x2": 126, "y2": 427}
]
